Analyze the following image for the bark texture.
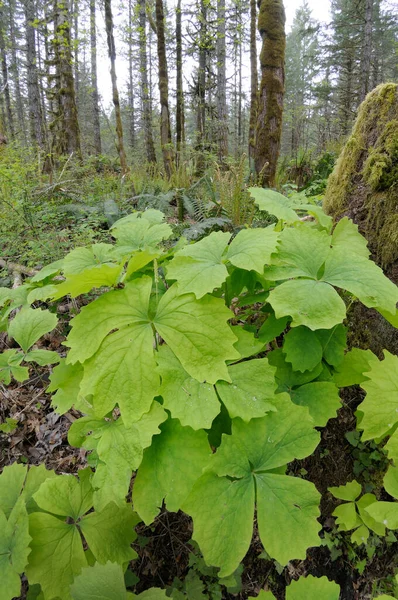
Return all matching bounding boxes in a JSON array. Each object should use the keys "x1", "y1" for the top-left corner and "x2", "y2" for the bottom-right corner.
[
  {"x1": 90, "y1": 0, "x2": 102, "y2": 155},
  {"x1": 248, "y1": 0, "x2": 258, "y2": 168},
  {"x1": 254, "y1": 0, "x2": 286, "y2": 187},
  {"x1": 139, "y1": 0, "x2": 157, "y2": 166},
  {"x1": 51, "y1": 0, "x2": 81, "y2": 158},
  {"x1": 195, "y1": 0, "x2": 207, "y2": 176},
  {"x1": 0, "y1": 3, "x2": 14, "y2": 139},
  {"x1": 156, "y1": 0, "x2": 174, "y2": 177},
  {"x1": 216, "y1": 0, "x2": 228, "y2": 163},
  {"x1": 105, "y1": 0, "x2": 128, "y2": 174},
  {"x1": 360, "y1": 0, "x2": 373, "y2": 102},
  {"x1": 176, "y1": 0, "x2": 185, "y2": 161}
]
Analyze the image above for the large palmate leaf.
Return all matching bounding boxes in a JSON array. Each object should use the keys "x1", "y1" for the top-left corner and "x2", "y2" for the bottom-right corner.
[
  {"x1": 166, "y1": 231, "x2": 231, "y2": 298},
  {"x1": 133, "y1": 418, "x2": 211, "y2": 524},
  {"x1": 66, "y1": 277, "x2": 238, "y2": 386},
  {"x1": 70, "y1": 562, "x2": 128, "y2": 600},
  {"x1": 47, "y1": 359, "x2": 85, "y2": 414},
  {"x1": 282, "y1": 326, "x2": 323, "y2": 372},
  {"x1": 156, "y1": 346, "x2": 220, "y2": 429},
  {"x1": 357, "y1": 352, "x2": 398, "y2": 441},
  {"x1": 27, "y1": 473, "x2": 138, "y2": 600},
  {"x1": 333, "y1": 348, "x2": 377, "y2": 387},
  {"x1": 322, "y1": 248, "x2": 398, "y2": 314},
  {"x1": 68, "y1": 402, "x2": 167, "y2": 510},
  {"x1": 153, "y1": 284, "x2": 240, "y2": 384},
  {"x1": 63, "y1": 244, "x2": 116, "y2": 275},
  {"x1": 268, "y1": 279, "x2": 347, "y2": 330},
  {"x1": 111, "y1": 214, "x2": 172, "y2": 253},
  {"x1": 8, "y1": 307, "x2": 58, "y2": 353},
  {"x1": 80, "y1": 325, "x2": 159, "y2": 424},
  {"x1": 290, "y1": 382, "x2": 340, "y2": 427},
  {"x1": 0, "y1": 350, "x2": 28, "y2": 385},
  {"x1": 315, "y1": 324, "x2": 347, "y2": 367},
  {"x1": 268, "y1": 348, "x2": 323, "y2": 393},
  {"x1": 226, "y1": 227, "x2": 279, "y2": 274},
  {"x1": 51, "y1": 264, "x2": 123, "y2": 300},
  {"x1": 0, "y1": 463, "x2": 55, "y2": 518},
  {"x1": 215, "y1": 358, "x2": 277, "y2": 421},
  {"x1": 248, "y1": 188, "x2": 298, "y2": 223},
  {"x1": 183, "y1": 394, "x2": 321, "y2": 575},
  {"x1": 286, "y1": 576, "x2": 340, "y2": 600},
  {"x1": 268, "y1": 225, "x2": 331, "y2": 280},
  {"x1": 331, "y1": 218, "x2": 370, "y2": 258},
  {"x1": 0, "y1": 497, "x2": 31, "y2": 600}
]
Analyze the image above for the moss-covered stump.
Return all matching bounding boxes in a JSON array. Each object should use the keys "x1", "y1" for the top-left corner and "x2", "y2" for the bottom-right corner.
[{"x1": 324, "y1": 83, "x2": 398, "y2": 355}]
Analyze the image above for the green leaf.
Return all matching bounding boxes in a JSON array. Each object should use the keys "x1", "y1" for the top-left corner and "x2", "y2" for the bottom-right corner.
[
  {"x1": 80, "y1": 502, "x2": 138, "y2": 564},
  {"x1": 0, "y1": 417, "x2": 18, "y2": 433},
  {"x1": 183, "y1": 395, "x2": 321, "y2": 575},
  {"x1": 357, "y1": 351, "x2": 398, "y2": 441},
  {"x1": 332, "y1": 502, "x2": 362, "y2": 531},
  {"x1": 269, "y1": 224, "x2": 331, "y2": 279},
  {"x1": 379, "y1": 307, "x2": 398, "y2": 328},
  {"x1": 52, "y1": 264, "x2": 123, "y2": 300},
  {"x1": 156, "y1": 346, "x2": 220, "y2": 430},
  {"x1": 112, "y1": 215, "x2": 172, "y2": 253},
  {"x1": 183, "y1": 473, "x2": 255, "y2": 578},
  {"x1": 286, "y1": 575, "x2": 340, "y2": 600},
  {"x1": 63, "y1": 245, "x2": 116, "y2": 275},
  {"x1": 24, "y1": 349, "x2": 60, "y2": 366},
  {"x1": 71, "y1": 562, "x2": 128, "y2": 600},
  {"x1": 365, "y1": 501, "x2": 398, "y2": 530},
  {"x1": 125, "y1": 250, "x2": 160, "y2": 279},
  {"x1": 322, "y1": 248, "x2": 398, "y2": 314},
  {"x1": 329, "y1": 480, "x2": 362, "y2": 502},
  {"x1": 80, "y1": 325, "x2": 159, "y2": 425},
  {"x1": 27, "y1": 512, "x2": 88, "y2": 600},
  {"x1": 249, "y1": 592, "x2": 275, "y2": 600},
  {"x1": 30, "y1": 259, "x2": 64, "y2": 283},
  {"x1": 165, "y1": 231, "x2": 231, "y2": 298},
  {"x1": 333, "y1": 348, "x2": 376, "y2": 387},
  {"x1": 282, "y1": 326, "x2": 323, "y2": 372},
  {"x1": 215, "y1": 358, "x2": 277, "y2": 421},
  {"x1": 0, "y1": 350, "x2": 28, "y2": 385},
  {"x1": 0, "y1": 463, "x2": 27, "y2": 518},
  {"x1": 153, "y1": 285, "x2": 240, "y2": 384},
  {"x1": 33, "y1": 473, "x2": 93, "y2": 520},
  {"x1": 258, "y1": 314, "x2": 289, "y2": 344},
  {"x1": 226, "y1": 227, "x2": 279, "y2": 274},
  {"x1": 331, "y1": 218, "x2": 370, "y2": 258},
  {"x1": 134, "y1": 418, "x2": 210, "y2": 524},
  {"x1": 65, "y1": 276, "x2": 153, "y2": 364},
  {"x1": 69, "y1": 403, "x2": 167, "y2": 510},
  {"x1": 27, "y1": 284, "x2": 58, "y2": 304},
  {"x1": 290, "y1": 382, "x2": 340, "y2": 427},
  {"x1": 248, "y1": 188, "x2": 298, "y2": 223},
  {"x1": 351, "y1": 523, "x2": 370, "y2": 545},
  {"x1": 357, "y1": 493, "x2": 385, "y2": 536},
  {"x1": 384, "y1": 466, "x2": 398, "y2": 499},
  {"x1": 0, "y1": 497, "x2": 31, "y2": 600},
  {"x1": 230, "y1": 326, "x2": 265, "y2": 361},
  {"x1": 315, "y1": 324, "x2": 347, "y2": 367},
  {"x1": 8, "y1": 307, "x2": 58, "y2": 353},
  {"x1": 268, "y1": 348, "x2": 323, "y2": 392},
  {"x1": 268, "y1": 279, "x2": 347, "y2": 330},
  {"x1": 133, "y1": 590, "x2": 167, "y2": 599},
  {"x1": 47, "y1": 359, "x2": 85, "y2": 414}
]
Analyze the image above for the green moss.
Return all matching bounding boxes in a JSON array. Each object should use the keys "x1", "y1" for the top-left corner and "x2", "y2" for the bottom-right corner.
[{"x1": 323, "y1": 83, "x2": 398, "y2": 271}]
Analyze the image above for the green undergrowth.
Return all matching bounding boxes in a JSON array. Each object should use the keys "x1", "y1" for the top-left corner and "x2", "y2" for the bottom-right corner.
[{"x1": 0, "y1": 187, "x2": 398, "y2": 599}]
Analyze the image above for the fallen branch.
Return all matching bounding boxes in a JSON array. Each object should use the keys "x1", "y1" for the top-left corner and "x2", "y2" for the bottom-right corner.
[{"x1": 0, "y1": 259, "x2": 38, "y2": 277}]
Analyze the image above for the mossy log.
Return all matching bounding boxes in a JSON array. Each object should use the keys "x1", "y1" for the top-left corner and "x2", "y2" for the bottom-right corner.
[{"x1": 323, "y1": 83, "x2": 398, "y2": 355}]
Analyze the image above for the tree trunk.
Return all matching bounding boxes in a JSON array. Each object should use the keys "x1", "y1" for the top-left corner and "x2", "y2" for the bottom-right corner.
[
  {"x1": 73, "y1": 0, "x2": 79, "y2": 108},
  {"x1": 175, "y1": 0, "x2": 185, "y2": 163},
  {"x1": 24, "y1": 0, "x2": 45, "y2": 148},
  {"x1": 254, "y1": 0, "x2": 286, "y2": 187},
  {"x1": 9, "y1": 0, "x2": 26, "y2": 143},
  {"x1": 360, "y1": 0, "x2": 373, "y2": 101},
  {"x1": 90, "y1": 0, "x2": 102, "y2": 154},
  {"x1": 156, "y1": 0, "x2": 174, "y2": 177},
  {"x1": 216, "y1": 0, "x2": 228, "y2": 164},
  {"x1": 139, "y1": 0, "x2": 157, "y2": 165},
  {"x1": 128, "y1": 0, "x2": 135, "y2": 151},
  {"x1": 195, "y1": 0, "x2": 207, "y2": 176},
  {"x1": 104, "y1": 0, "x2": 128, "y2": 174},
  {"x1": 0, "y1": 4, "x2": 14, "y2": 139},
  {"x1": 51, "y1": 0, "x2": 81, "y2": 158}
]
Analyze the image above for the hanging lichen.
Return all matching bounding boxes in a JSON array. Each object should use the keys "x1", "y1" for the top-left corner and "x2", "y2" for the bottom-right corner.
[{"x1": 323, "y1": 83, "x2": 398, "y2": 274}]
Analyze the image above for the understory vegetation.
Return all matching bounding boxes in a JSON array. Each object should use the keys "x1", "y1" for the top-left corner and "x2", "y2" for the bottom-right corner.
[{"x1": 1, "y1": 146, "x2": 398, "y2": 599}]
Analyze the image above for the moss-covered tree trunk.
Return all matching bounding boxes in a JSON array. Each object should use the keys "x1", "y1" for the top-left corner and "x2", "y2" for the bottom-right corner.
[
  {"x1": 248, "y1": 0, "x2": 258, "y2": 172},
  {"x1": 254, "y1": 0, "x2": 286, "y2": 187},
  {"x1": 156, "y1": 0, "x2": 174, "y2": 178},
  {"x1": 105, "y1": 0, "x2": 128, "y2": 175},
  {"x1": 324, "y1": 83, "x2": 398, "y2": 355}
]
